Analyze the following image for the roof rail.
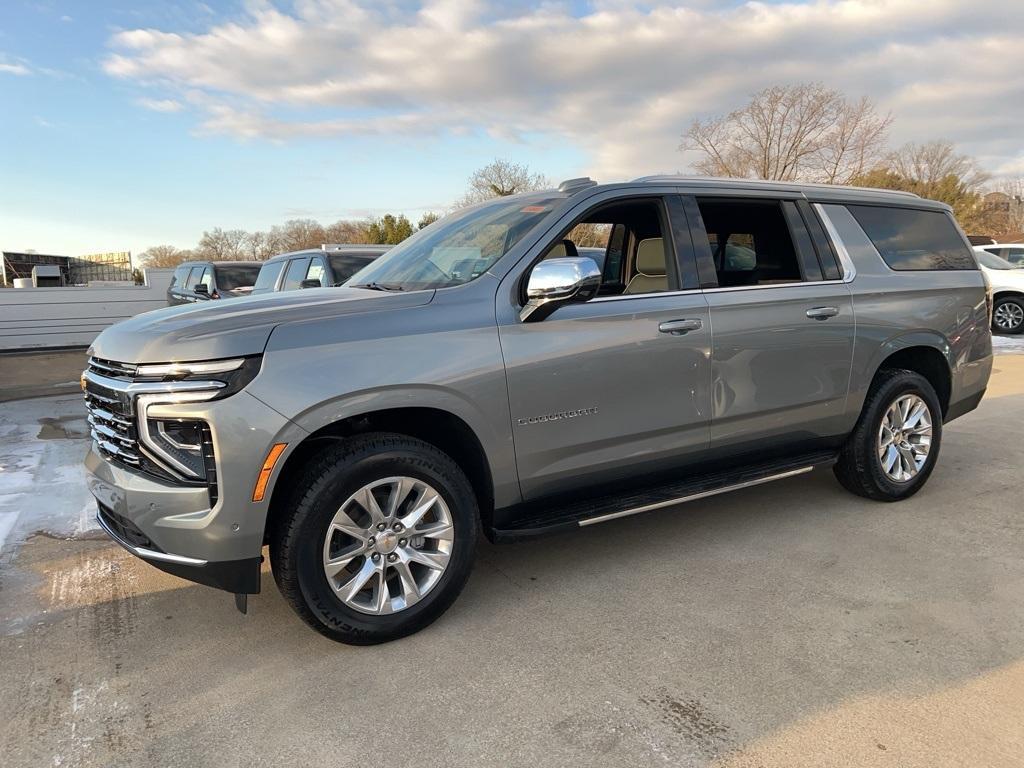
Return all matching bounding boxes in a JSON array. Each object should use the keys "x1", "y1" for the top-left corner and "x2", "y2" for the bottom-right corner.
[
  {"x1": 630, "y1": 175, "x2": 920, "y2": 198},
  {"x1": 557, "y1": 177, "x2": 598, "y2": 194}
]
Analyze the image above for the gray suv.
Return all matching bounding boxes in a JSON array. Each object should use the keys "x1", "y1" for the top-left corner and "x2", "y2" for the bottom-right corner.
[{"x1": 83, "y1": 177, "x2": 992, "y2": 644}]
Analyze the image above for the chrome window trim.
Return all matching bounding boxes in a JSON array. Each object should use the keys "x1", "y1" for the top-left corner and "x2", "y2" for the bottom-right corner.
[
  {"x1": 702, "y1": 279, "x2": 846, "y2": 294},
  {"x1": 590, "y1": 288, "x2": 703, "y2": 303},
  {"x1": 813, "y1": 203, "x2": 857, "y2": 283},
  {"x1": 97, "y1": 511, "x2": 208, "y2": 566}
]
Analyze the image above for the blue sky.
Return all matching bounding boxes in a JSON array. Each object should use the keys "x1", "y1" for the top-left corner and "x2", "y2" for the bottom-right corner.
[{"x1": 1, "y1": 0, "x2": 1021, "y2": 257}]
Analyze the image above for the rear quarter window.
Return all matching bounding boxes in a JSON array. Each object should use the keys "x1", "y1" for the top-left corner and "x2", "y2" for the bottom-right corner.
[{"x1": 846, "y1": 205, "x2": 975, "y2": 271}]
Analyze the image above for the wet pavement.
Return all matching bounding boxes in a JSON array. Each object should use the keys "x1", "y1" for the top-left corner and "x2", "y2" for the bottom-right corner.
[{"x1": 0, "y1": 356, "x2": 1022, "y2": 767}]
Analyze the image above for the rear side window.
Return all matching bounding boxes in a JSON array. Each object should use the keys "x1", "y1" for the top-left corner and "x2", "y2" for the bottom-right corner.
[
  {"x1": 215, "y1": 264, "x2": 260, "y2": 290},
  {"x1": 252, "y1": 260, "x2": 286, "y2": 293},
  {"x1": 327, "y1": 254, "x2": 373, "y2": 284},
  {"x1": 846, "y1": 205, "x2": 975, "y2": 271}
]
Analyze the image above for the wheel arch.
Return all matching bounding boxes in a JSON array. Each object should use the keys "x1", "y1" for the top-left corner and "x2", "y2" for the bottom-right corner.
[
  {"x1": 869, "y1": 336, "x2": 953, "y2": 417},
  {"x1": 265, "y1": 405, "x2": 498, "y2": 543}
]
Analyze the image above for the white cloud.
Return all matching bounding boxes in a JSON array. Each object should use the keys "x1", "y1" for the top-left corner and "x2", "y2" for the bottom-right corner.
[
  {"x1": 0, "y1": 55, "x2": 30, "y2": 75},
  {"x1": 103, "y1": 0, "x2": 1024, "y2": 179},
  {"x1": 137, "y1": 97, "x2": 184, "y2": 113}
]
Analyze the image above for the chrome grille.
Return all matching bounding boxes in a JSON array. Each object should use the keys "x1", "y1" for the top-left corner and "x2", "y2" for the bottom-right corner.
[
  {"x1": 87, "y1": 356, "x2": 138, "y2": 380},
  {"x1": 83, "y1": 364, "x2": 142, "y2": 468}
]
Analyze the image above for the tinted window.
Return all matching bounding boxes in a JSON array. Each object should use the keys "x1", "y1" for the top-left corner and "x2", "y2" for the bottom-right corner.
[
  {"x1": 215, "y1": 264, "x2": 260, "y2": 290},
  {"x1": 846, "y1": 205, "x2": 975, "y2": 270},
  {"x1": 199, "y1": 267, "x2": 214, "y2": 292},
  {"x1": 252, "y1": 260, "x2": 286, "y2": 294},
  {"x1": 282, "y1": 258, "x2": 311, "y2": 291},
  {"x1": 696, "y1": 199, "x2": 803, "y2": 287},
  {"x1": 327, "y1": 253, "x2": 374, "y2": 284}
]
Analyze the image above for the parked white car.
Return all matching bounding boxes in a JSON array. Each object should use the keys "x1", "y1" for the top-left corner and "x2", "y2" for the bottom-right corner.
[
  {"x1": 975, "y1": 243, "x2": 1024, "y2": 266},
  {"x1": 975, "y1": 247, "x2": 1024, "y2": 334}
]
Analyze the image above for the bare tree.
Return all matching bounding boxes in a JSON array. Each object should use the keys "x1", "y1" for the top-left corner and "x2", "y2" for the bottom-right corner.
[
  {"x1": 196, "y1": 228, "x2": 247, "y2": 261},
  {"x1": 138, "y1": 245, "x2": 190, "y2": 268},
  {"x1": 458, "y1": 160, "x2": 549, "y2": 208},
  {"x1": 682, "y1": 83, "x2": 891, "y2": 184},
  {"x1": 984, "y1": 177, "x2": 1024, "y2": 239},
  {"x1": 324, "y1": 219, "x2": 372, "y2": 244},
  {"x1": 886, "y1": 140, "x2": 989, "y2": 190},
  {"x1": 271, "y1": 219, "x2": 327, "y2": 252}
]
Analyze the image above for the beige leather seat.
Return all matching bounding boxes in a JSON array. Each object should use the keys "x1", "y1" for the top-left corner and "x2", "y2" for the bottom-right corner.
[{"x1": 624, "y1": 238, "x2": 667, "y2": 294}]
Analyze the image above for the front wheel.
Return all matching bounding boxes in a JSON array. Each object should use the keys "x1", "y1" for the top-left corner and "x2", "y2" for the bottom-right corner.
[
  {"x1": 271, "y1": 433, "x2": 478, "y2": 644},
  {"x1": 834, "y1": 369, "x2": 943, "y2": 501},
  {"x1": 992, "y1": 296, "x2": 1024, "y2": 334}
]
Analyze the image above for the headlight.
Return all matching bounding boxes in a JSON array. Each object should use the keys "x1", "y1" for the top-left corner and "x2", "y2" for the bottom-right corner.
[{"x1": 133, "y1": 356, "x2": 262, "y2": 399}]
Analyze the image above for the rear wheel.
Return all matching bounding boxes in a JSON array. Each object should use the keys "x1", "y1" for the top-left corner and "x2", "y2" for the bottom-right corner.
[
  {"x1": 271, "y1": 433, "x2": 478, "y2": 644},
  {"x1": 834, "y1": 369, "x2": 943, "y2": 501},
  {"x1": 992, "y1": 296, "x2": 1024, "y2": 334}
]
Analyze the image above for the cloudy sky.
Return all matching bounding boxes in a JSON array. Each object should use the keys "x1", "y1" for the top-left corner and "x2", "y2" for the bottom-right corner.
[{"x1": 1, "y1": 0, "x2": 1021, "y2": 256}]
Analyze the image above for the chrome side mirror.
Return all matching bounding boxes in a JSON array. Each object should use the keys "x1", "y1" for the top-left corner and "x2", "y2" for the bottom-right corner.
[{"x1": 521, "y1": 257, "x2": 602, "y2": 322}]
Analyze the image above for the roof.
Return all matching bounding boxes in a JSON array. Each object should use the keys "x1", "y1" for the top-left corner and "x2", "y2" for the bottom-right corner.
[
  {"x1": 264, "y1": 244, "x2": 391, "y2": 263},
  {"x1": 177, "y1": 260, "x2": 262, "y2": 268},
  {"x1": 546, "y1": 175, "x2": 943, "y2": 209}
]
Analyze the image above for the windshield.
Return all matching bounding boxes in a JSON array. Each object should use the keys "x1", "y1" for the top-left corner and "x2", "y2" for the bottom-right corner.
[
  {"x1": 976, "y1": 251, "x2": 1019, "y2": 270},
  {"x1": 215, "y1": 264, "x2": 261, "y2": 290},
  {"x1": 346, "y1": 194, "x2": 564, "y2": 290}
]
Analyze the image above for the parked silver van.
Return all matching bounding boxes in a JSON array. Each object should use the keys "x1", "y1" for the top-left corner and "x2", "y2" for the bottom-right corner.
[{"x1": 85, "y1": 177, "x2": 992, "y2": 644}]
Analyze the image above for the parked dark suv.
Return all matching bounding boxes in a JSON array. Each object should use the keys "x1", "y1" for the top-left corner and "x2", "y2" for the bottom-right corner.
[
  {"x1": 167, "y1": 261, "x2": 262, "y2": 306},
  {"x1": 86, "y1": 177, "x2": 992, "y2": 645},
  {"x1": 251, "y1": 244, "x2": 390, "y2": 295}
]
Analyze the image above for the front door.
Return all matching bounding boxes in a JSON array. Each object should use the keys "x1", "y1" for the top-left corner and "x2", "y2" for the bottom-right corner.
[{"x1": 498, "y1": 194, "x2": 713, "y2": 500}]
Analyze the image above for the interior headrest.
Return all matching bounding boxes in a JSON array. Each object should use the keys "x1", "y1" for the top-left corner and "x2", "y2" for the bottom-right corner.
[{"x1": 636, "y1": 238, "x2": 666, "y2": 276}]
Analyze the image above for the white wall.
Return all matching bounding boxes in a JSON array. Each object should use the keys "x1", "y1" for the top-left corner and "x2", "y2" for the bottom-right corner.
[{"x1": 0, "y1": 269, "x2": 173, "y2": 351}]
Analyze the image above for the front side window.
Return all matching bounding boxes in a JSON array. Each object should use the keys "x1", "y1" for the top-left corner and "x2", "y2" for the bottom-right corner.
[
  {"x1": 199, "y1": 267, "x2": 214, "y2": 291},
  {"x1": 976, "y1": 251, "x2": 1018, "y2": 270},
  {"x1": 696, "y1": 199, "x2": 802, "y2": 287},
  {"x1": 184, "y1": 266, "x2": 204, "y2": 290},
  {"x1": 347, "y1": 194, "x2": 564, "y2": 291},
  {"x1": 306, "y1": 257, "x2": 327, "y2": 286},
  {"x1": 846, "y1": 205, "x2": 975, "y2": 271},
  {"x1": 536, "y1": 198, "x2": 674, "y2": 296},
  {"x1": 282, "y1": 257, "x2": 311, "y2": 291}
]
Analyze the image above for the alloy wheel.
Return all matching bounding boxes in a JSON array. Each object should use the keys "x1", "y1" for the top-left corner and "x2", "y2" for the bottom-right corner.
[
  {"x1": 322, "y1": 477, "x2": 454, "y2": 615},
  {"x1": 877, "y1": 394, "x2": 932, "y2": 482},
  {"x1": 994, "y1": 301, "x2": 1024, "y2": 332}
]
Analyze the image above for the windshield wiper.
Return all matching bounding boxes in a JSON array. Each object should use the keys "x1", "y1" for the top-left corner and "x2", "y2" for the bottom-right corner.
[{"x1": 352, "y1": 281, "x2": 405, "y2": 292}]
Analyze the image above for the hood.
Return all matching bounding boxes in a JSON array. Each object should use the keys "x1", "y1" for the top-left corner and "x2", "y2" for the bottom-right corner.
[{"x1": 91, "y1": 287, "x2": 434, "y2": 364}]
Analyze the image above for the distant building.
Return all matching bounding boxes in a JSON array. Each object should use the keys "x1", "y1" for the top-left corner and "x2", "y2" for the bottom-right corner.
[{"x1": 1, "y1": 251, "x2": 132, "y2": 286}]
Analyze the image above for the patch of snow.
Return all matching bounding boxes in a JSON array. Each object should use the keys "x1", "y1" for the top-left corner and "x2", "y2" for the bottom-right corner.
[
  {"x1": 0, "y1": 395, "x2": 97, "y2": 560},
  {"x1": 993, "y1": 334, "x2": 1024, "y2": 355}
]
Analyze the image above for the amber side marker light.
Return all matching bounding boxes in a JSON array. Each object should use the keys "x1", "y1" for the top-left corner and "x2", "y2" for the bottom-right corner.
[{"x1": 252, "y1": 443, "x2": 287, "y2": 502}]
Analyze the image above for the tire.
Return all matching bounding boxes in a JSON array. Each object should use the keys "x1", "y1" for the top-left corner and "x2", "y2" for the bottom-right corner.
[
  {"x1": 833, "y1": 369, "x2": 943, "y2": 502},
  {"x1": 992, "y1": 296, "x2": 1024, "y2": 335},
  {"x1": 270, "y1": 432, "x2": 479, "y2": 644}
]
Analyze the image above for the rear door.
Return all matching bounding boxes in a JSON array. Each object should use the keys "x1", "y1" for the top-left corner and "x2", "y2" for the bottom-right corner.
[{"x1": 686, "y1": 194, "x2": 855, "y2": 456}]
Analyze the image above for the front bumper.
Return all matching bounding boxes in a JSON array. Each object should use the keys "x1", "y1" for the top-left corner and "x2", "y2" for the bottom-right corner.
[
  {"x1": 96, "y1": 502, "x2": 261, "y2": 593},
  {"x1": 85, "y1": 388, "x2": 306, "y2": 594}
]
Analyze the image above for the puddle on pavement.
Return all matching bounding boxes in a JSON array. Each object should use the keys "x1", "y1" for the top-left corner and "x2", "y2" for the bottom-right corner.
[{"x1": 36, "y1": 415, "x2": 89, "y2": 441}]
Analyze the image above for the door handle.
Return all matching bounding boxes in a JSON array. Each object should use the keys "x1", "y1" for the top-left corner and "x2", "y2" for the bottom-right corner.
[
  {"x1": 659, "y1": 319, "x2": 703, "y2": 335},
  {"x1": 805, "y1": 306, "x2": 839, "y2": 320}
]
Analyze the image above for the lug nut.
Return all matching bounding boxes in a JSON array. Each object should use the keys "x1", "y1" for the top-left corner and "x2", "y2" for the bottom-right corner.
[
  {"x1": 387, "y1": 553, "x2": 398, "y2": 562},
  {"x1": 399, "y1": 538, "x2": 407, "y2": 547},
  {"x1": 376, "y1": 523, "x2": 386, "y2": 532},
  {"x1": 371, "y1": 553, "x2": 381, "y2": 562},
  {"x1": 367, "y1": 537, "x2": 375, "y2": 547},
  {"x1": 393, "y1": 522, "x2": 404, "y2": 533}
]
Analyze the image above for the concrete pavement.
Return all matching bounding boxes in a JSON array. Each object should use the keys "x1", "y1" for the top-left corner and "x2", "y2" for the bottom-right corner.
[{"x1": 1, "y1": 357, "x2": 1023, "y2": 767}]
